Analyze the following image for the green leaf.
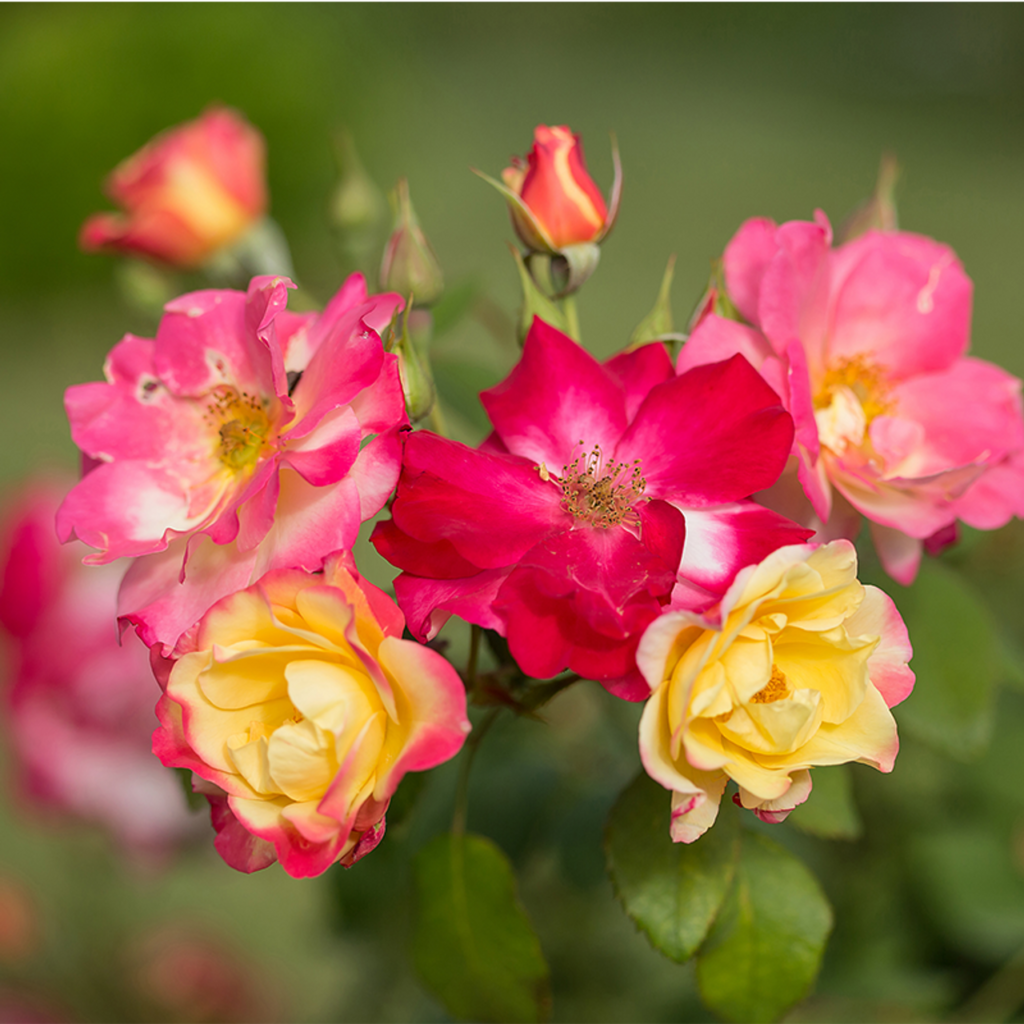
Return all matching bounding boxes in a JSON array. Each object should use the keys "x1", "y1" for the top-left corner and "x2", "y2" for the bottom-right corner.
[
  {"x1": 627, "y1": 254, "x2": 675, "y2": 349},
  {"x1": 605, "y1": 772, "x2": 739, "y2": 962},
  {"x1": 696, "y1": 831, "x2": 833, "y2": 1023},
  {"x1": 413, "y1": 832, "x2": 550, "y2": 1023},
  {"x1": 788, "y1": 765, "x2": 863, "y2": 840},
  {"x1": 891, "y1": 558, "x2": 998, "y2": 760}
]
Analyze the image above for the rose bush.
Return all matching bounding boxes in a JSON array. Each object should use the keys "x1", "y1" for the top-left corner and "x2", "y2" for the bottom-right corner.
[
  {"x1": 57, "y1": 273, "x2": 406, "y2": 653},
  {"x1": 80, "y1": 107, "x2": 268, "y2": 268},
  {"x1": 153, "y1": 552, "x2": 470, "y2": 878},
  {"x1": 637, "y1": 540, "x2": 914, "y2": 840}
]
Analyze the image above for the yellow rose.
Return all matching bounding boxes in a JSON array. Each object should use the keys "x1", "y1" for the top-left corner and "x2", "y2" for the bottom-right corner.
[
  {"x1": 154, "y1": 553, "x2": 470, "y2": 877},
  {"x1": 636, "y1": 540, "x2": 913, "y2": 841}
]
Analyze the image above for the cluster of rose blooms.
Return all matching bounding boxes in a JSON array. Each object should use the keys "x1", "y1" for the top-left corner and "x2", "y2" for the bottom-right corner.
[{"x1": 5, "y1": 109, "x2": 1024, "y2": 878}]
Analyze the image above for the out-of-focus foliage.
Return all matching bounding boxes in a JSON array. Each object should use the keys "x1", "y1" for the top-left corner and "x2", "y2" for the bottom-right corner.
[{"x1": 5, "y1": 4, "x2": 1024, "y2": 1022}]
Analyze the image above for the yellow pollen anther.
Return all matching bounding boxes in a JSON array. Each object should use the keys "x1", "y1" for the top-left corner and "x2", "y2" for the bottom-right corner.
[
  {"x1": 750, "y1": 665, "x2": 789, "y2": 704},
  {"x1": 559, "y1": 443, "x2": 646, "y2": 528},
  {"x1": 204, "y1": 386, "x2": 272, "y2": 470},
  {"x1": 814, "y1": 355, "x2": 893, "y2": 424}
]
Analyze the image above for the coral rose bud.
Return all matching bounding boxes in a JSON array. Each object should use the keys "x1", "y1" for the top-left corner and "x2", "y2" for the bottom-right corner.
[
  {"x1": 637, "y1": 540, "x2": 914, "y2": 841},
  {"x1": 153, "y1": 552, "x2": 471, "y2": 878},
  {"x1": 502, "y1": 125, "x2": 610, "y2": 251},
  {"x1": 80, "y1": 107, "x2": 267, "y2": 268}
]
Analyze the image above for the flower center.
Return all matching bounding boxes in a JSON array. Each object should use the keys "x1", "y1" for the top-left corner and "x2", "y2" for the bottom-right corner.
[
  {"x1": 205, "y1": 386, "x2": 273, "y2": 471},
  {"x1": 559, "y1": 443, "x2": 645, "y2": 528},
  {"x1": 749, "y1": 665, "x2": 789, "y2": 704},
  {"x1": 813, "y1": 355, "x2": 893, "y2": 453}
]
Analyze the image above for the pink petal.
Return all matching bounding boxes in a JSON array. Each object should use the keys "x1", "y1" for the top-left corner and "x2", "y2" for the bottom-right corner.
[
  {"x1": 722, "y1": 217, "x2": 778, "y2": 325},
  {"x1": 281, "y1": 406, "x2": 362, "y2": 486},
  {"x1": 374, "y1": 635, "x2": 470, "y2": 792},
  {"x1": 603, "y1": 342, "x2": 675, "y2": 421},
  {"x1": 56, "y1": 461, "x2": 198, "y2": 562},
  {"x1": 616, "y1": 354, "x2": 794, "y2": 506},
  {"x1": 758, "y1": 213, "x2": 832, "y2": 373},
  {"x1": 676, "y1": 501, "x2": 813, "y2": 595},
  {"x1": 826, "y1": 231, "x2": 972, "y2": 379},
  {"x1": 392, "y1": 569, "x2": 509, "y2": 641},
  {"x1": 869, "y1": 521, "x2": 923, "y2": 586},
  {"x1": 846, "y1": 586, "x2": 915, "y2": 708},
  {"x1": 390, "y1": 432, "x2": 566, "y2": 570},
  {"x1": 480, "y1": 318, "x2": 628, "y2": 467},
  {"x1": 208, "y1": 795, "x2": 279, "y2": 873},
  {"x1": 676, "y1": 315, "x2": 774, "y2": 375}
]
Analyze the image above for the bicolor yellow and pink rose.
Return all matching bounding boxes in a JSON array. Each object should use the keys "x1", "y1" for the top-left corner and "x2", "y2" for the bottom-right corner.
[
  {"x1": 80, "y1": 107, "x2": 267, "y2": 268},
  {"x1": 637, "y1": 540, "x2": 913, "y2": 841},
  {"x1": 153, "y1": 553, "x2": 470, "y2": 877}
]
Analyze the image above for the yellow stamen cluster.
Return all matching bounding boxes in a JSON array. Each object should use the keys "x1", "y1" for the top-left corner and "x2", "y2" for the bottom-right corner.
[
  {"x1": 203, "y1": 386, "x2": 273, "y2": 471},
  {"x1": 750, "y1": 665, "x2": 789, "y2": 705},
  {"x1": 814, "y1": 355, "x2": 893, "y2": 424},
  {"x1": 559, "y1": 442, "x2": 645, "y2": 528}
]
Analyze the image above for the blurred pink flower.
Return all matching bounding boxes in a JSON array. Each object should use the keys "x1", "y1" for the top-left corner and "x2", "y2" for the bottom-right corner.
[
  {"x1": 0, "y1": 481, "x2": 194, "y2": 854},
  {"x1": 79, "y1": 107, "x2": 267, "y2": 268},
  {"x1": 680, "y1": 213, "x2": 1024, "y2": 583},
  {"x1": 374, "y1": 318, "x2": 807, "y2": 699},
  {"x1": 57, "y1": 274, "x2": 406, "y2": 654}
]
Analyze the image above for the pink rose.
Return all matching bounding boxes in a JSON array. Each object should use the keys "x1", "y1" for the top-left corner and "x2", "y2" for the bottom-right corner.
[
  {"x1": 0, "y1": 481, "x2": 195, "y2": 854},
  {"x1": 153, "y1": 552, "x2": 470, "y2": 878},
  {"x1": 373, "y1": 318, "x2": 807, "y2": 699},
  {"x1": 679, "y1": 213, "x2": 1024, "y2": 583},
  {"x1": 80, "y1": 107, "x2": 267, "y2": 268},
  {"x1": 57, "y1": 273, "x2": 407, "y2": 654}
]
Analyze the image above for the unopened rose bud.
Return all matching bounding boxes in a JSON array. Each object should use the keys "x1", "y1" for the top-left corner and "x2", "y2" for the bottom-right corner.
[
  {"x1": 477, "y1": 125, "x2": 621, "y2": 296},
  {"x1": 80, "y1": 107, "x2": 267, "y2": 269},
  {"x1": 386, "y1": 306, "x2": 437, "y2": 424},
  {"x1": 329, "y1": 131, "x2": 387, "y2": 275},
  {"x1": 379, "y1": 178, "x2": 444, "y2": 306},
  {"x1": 503, "y1": 125, "x2": 610, "y2": 251}
]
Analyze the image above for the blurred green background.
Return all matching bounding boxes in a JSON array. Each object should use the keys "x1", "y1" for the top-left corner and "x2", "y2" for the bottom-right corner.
[{"x1": 4, "y1": 4, "x2": 1024, "y2": 1022}]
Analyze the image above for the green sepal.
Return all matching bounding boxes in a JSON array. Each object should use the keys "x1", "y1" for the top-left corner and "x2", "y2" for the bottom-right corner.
[
  {"x1": 511, "y1": 247, "x2": 571, "y2": 344},
  {"x1": 627, "y1": 254, "x2": 676, "y2": 349}
]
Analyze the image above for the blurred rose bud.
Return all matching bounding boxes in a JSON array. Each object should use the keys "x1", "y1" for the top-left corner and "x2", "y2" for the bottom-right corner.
[
  {"x1": 0, "y1": 480, "x2": 198, "y2": 856},
  {"x1": 379, "y1": 178, "x2": 444, "y2": 306},
  {"x1": 502, "y1": 125, "x2": 610, "y2": 251},
  {"x1": 79, "y1": 107, "x2": 267, "y2": 268},
  {"x1": 330, "y1": 131, "x2": 387, "y2": 239}
]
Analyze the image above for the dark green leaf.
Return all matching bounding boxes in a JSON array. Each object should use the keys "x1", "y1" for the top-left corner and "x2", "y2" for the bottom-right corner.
[
  {"x1": 892, "y1": 559, "x2": 997, "y2": 760},
  {"x1": 696, "y1": 831, "x2": 833, "y2": 1023},
  {"x1": 605, "y1": 772, "x2": 739, "y2": 962},
  {"x1": 788, "y1": 765, "x2": 863, "y2": 840},
  {"x1": 413, "y1": 832, "x2": 550, "y2": 1023}
]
